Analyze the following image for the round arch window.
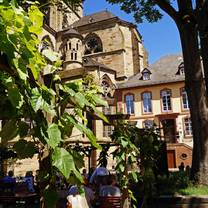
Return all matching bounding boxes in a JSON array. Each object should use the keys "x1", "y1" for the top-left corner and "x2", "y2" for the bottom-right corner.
[{"x1": 84, "y1": 35, "x2": 103, "y2": 54}]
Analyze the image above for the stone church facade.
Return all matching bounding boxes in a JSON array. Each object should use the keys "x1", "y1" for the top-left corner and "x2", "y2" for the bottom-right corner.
[
  {"x1": 7, "y1": 1, "x2": 192, "y2": 175},
  {"x1": 10, "y1": 1, "x2": 148, "y2": 175}
]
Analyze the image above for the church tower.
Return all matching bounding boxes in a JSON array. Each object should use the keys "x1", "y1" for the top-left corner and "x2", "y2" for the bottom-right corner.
[
  {"x1": 43, "y1": 2, "x2": 83, "y2": 32},
  {"x1": 61, "y1": 28, "x2": 83, "y2": 70}
]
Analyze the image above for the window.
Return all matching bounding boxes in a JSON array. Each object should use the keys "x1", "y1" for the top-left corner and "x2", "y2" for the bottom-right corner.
[
  {"x1": 143, "y1": 120, "x2": 154, "y2": 128},
  {"x1": 181, "y1": 88, "x2": 189, "y2": 110},
  {"x1": 101, "y1": 80, "x2": 111, "y2": 98},
  {"x1": 84, "y1": 34, "x2": 103, "y2": 54},
  {"x1": 161, "y1": 89, "x2": 172, "y2": 111},
  {"x1": 40, "y1": 36, "x2": 54, "y2": 53},
  {"x1": 178, "y1": 62, "x2": 185, "y2": 75},
  {"x1": 62, "y1": 13, "x2": 69, "y2": 29},
  {"x1": 69, "y1": 42, "x2": 72, "y2": 50},
  {"x1": 103, "y1": 124, "x2": 114, "y2": 137},
  {"x1": 43, "y1": 7, "x2": 50, "y2": 26},
  {"x1": 141, "y1": 68, "x2": 151, "y2": 80},
  {"x1": 142, "y1": 92, "x2": 152, "y2": 113},
  {"x1": 143, "y1": 72, "x2": 150, "y2": 80},
  {"x1": 125, "y1": 94, "x2": 134, "y2": 115},
  {"x1": 103, "y1": 106, "x2": 112, "y2": 115},
  {"x1": 184, "y1": 117, "x2": 192, "y2": 136}
]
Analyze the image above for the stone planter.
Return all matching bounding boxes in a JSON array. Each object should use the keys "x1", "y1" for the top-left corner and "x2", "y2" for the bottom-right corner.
[{"x1": 146, "y1": 195, "x2": 208, "y2": 208}]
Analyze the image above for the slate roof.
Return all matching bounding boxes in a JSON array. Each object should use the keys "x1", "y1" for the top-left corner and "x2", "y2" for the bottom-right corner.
[
  {"x1": 62, "y1": 28, "x2": 83, "y2": 39},
  {"x1": 117, "y1": 54, "x2": 185, "y2": 89},
  {"x1": 72, "y1": 10, "x2": 117, "y2": 27},
  {"x1": 83, "y1": 57, "x2": 116, "y2": 73}
]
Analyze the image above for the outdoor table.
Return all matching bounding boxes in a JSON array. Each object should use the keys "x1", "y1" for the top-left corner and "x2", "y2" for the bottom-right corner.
[{"x1": 0, "y1": 192, "x2": 39, "y2": 207}]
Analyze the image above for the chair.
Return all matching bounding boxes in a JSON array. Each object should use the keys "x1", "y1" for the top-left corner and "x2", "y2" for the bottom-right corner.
[
  {"x1": 98, "y1": 196, "x2": 122, "y2": 208},
  {"x1": 0, "y1": 182, "x2": 16, "y2": 207},
  {"x1": 0, "y1": 182, "x2": 15, "y2": 196},
  {"x1": 15, "y1": 182, "x2": 29, "y2": 194}
]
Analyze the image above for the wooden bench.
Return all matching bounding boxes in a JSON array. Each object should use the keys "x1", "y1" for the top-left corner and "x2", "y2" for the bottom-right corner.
[
  {"x1": 98, "y1": 196, "x2": 122, "y2": 208},
  {"x1": 0, "y1": 182, "x2": 39, "y2": 207}
]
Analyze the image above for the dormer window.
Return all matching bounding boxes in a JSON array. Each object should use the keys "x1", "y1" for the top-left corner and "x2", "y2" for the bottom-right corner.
[
  {"x1": 176, "y1": 62, "x2": 185, "y2": 75},
  {"x1": 141, "y1": 68, "x2": 151, "y2": 80},
  {"x1": 143, "y1": 72, "x2": 150, "y2": 80}
]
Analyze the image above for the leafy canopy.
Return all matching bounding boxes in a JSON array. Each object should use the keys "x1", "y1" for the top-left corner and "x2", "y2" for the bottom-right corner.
[
  {"x1": 0, "y1": 0, "x2": 107, "y2": 204},
  {"x1": 106, "y1": 0, "x2": 165, "y2": 23}
]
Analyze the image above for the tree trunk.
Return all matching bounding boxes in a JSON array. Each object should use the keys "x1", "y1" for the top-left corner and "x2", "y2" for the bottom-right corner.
[
  {"x1": 177, "y1": 21, "x2": 208, "y2": 184},
  {"x1": 39, "y1": 149, "x2": 52, "y2": 208},
  {"x1": 198, "y1": 10, "x2": 208, "y2": 96}
]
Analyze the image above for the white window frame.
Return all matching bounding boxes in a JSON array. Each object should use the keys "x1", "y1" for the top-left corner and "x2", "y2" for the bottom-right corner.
[
  {"x1": 125, "y1": 94, "x2": 134, "y2": 115},
  {"x1": 142, "y1": 92, "x2": 152, "y2": 113},
  {"x1": 161, "y1": 89, "x2": 172, "y2": 112},
  {"x1": 181, "y1": 88, "x2": 189, "y2": 110}
]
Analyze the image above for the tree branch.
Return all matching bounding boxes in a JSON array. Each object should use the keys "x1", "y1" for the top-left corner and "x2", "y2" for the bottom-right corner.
[
  {"x1": 196, "y1": 0, "x2": 208, "y2": 10},
  {"x1": 154, "y1": 0, "x2": 179, "y2": 22}
]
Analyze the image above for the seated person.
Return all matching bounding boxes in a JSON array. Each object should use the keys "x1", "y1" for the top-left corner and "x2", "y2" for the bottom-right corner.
[
  {"x1": 89, "y1": 166, "x2": 109, "y2": 184},
  {"x1": 83, "y1": 179, "x2": 95, "y2": 208},
  {"x1": 24, "y1": 171, "x2": 35, "y2": 193},
  {"x1": 67, "y1": 185, "x2": 89, "y2": 208},
  {"x1": 2, "y1": 170, "x2": 16, "y2": 184},
  {"x1": 1, "y1": 171, "x2": 16, "y2": 194},
  {"x1": 99, "y1": 175, "x2": 121, "y2": 197}
]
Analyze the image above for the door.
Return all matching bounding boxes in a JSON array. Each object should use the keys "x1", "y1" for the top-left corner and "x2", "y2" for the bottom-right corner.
[
  {"x1": 161, "y1": 119, "x2": 176, "y2": 143},
  {"x1": 167, "y1": 150, "x2": 176, "y2": 168}
]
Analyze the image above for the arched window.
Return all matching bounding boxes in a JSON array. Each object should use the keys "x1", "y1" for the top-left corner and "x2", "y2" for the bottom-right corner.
[
  {"x1": 161, "y1": 89, "x2": 172, "y2": 112},
  {"x1": 42, "y1": 7, "x2": 50, "y2": 26},
  {"x1": 84, "y1": 34, "x2": 103, "y2": 55},
  {"x1": 142, "y1": 92, "x2": 152, "y2": 113},
  {"x1": 101, "y1": 80, "x2": 110, "y2": 98},
  {"x1": 181, "y1": 88, "x2": 189, "y2": 110},
  {"x1": 125, "y1": 94, "x2": 134, "y2": 115},
  {"x1": 40, "y1": 36, "x2": 54, "y2": 52},
  {"x1": 101, "y1": 74, "x2": 115, "y2": 98}
]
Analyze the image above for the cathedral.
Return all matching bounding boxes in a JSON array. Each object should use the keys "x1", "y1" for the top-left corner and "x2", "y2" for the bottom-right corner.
[
  {"x1": 38, "y1": 2, "x2": 148, "y2": 169},
  {"x1": 10, "y1": 1, "x2": 193, "y2": 175}
]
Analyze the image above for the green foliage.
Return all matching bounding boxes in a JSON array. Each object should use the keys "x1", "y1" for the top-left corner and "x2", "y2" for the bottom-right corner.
[
  {"x1": 0, "y1": 120, "x2": 18, "y2": 142},
  {"x1": 111, "y1": 122, "x2": 140, "y2": 194},
  {"x1": 13, "y1": 139, "x2": 37, "y2": 159},
  {"x1": 111, "y1": 122, "x2": 162, "y2": 206},
  {"x1": 178, "y1": 185, "x2": 208, "y2": 196},
  {"x1": 106, "y1": 0, "x2": 164, "y2": 23},
  {"x1": 157, "y1": 171, "x2": 191, "y2": 195},
  {"x1": 97, "y1": 144, "x2": 110, "y2": 167},
  {"x1": 0, "y1": 1, "x2": 107, "y2": 206},
  {"x1": 43, "y1": 187, "x2": 59, "y2": 208}
]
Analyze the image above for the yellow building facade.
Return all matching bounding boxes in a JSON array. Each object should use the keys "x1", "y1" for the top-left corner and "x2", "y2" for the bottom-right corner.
[{"x1": 117, "y1": 54, "x2": 193, "y2": 169}]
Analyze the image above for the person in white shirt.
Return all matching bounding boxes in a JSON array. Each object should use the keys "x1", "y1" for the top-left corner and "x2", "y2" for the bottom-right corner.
[
  {"x1": 99, "y1": 174, "x2": 121, "y2": 197},
  {"x1": 67, "y1": 185, "x2": 91, "y2": 208}
]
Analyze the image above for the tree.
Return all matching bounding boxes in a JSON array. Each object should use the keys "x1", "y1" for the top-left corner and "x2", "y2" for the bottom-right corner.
[
  {"x1": 0, "y1": 0, "x2": 107, "y2": 207},
  {"x1": 111, "y1": 122, "x2": 162, "y2": 208},
  {"x1": 106, "y1": 0, "x2": 208, "y2": 185}
]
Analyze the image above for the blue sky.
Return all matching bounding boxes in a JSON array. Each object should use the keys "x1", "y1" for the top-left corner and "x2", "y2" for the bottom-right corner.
[{"x1": 84, "y1": 0, "x2": 182, "y2": 64}]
